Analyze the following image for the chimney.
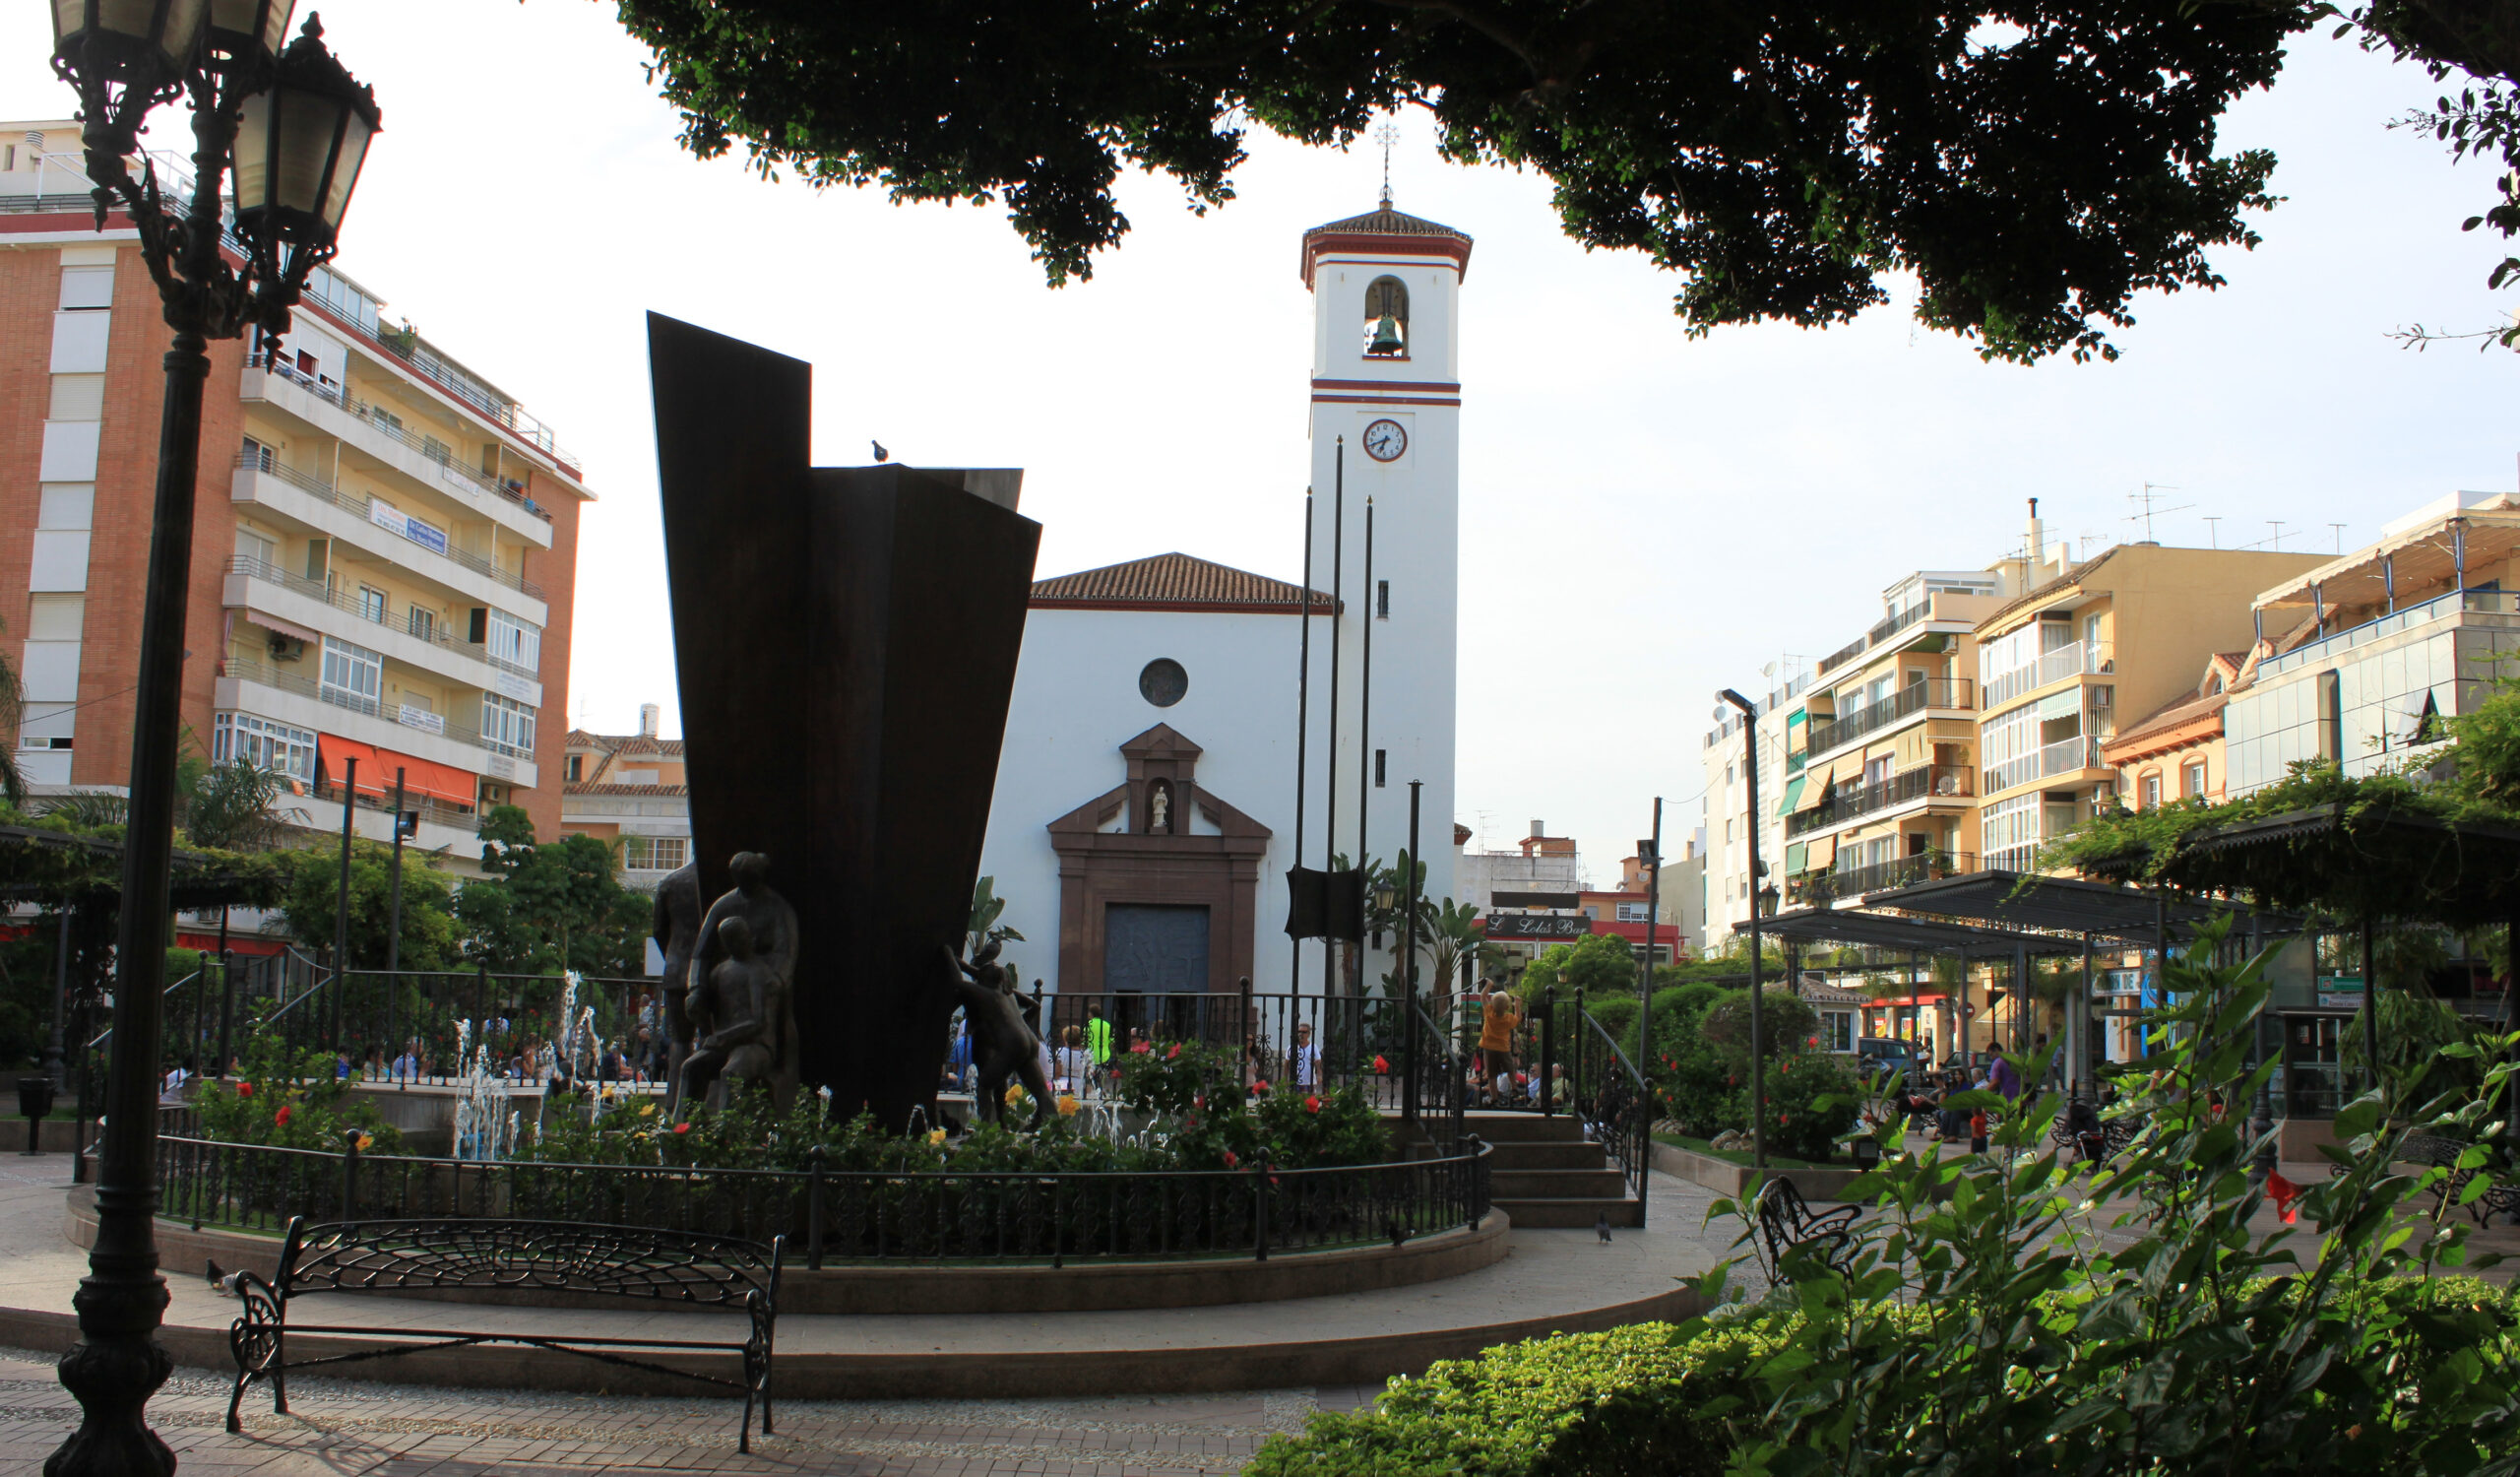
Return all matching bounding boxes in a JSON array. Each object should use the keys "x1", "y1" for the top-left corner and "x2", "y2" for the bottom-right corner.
[
  {"x1": 2025, "y1": 497, "x2": 2045, "y2": 572},
  {"x1": 1529, "y1": 818, "x2": 1545, "y2": 840},
  {"x1": 638, "y1": 703, "x2": 661, "y2": 738}
]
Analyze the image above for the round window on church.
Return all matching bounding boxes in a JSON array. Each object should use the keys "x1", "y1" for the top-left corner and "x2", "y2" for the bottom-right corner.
[{"x1": 1139, "y1": 658, "x2": 1188, "y2": 708}]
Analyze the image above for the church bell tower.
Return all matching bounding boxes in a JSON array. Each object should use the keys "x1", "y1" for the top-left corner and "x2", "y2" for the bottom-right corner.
[{"x1": 1297, "y1": 198, "x2": 1470, "y2": 983}]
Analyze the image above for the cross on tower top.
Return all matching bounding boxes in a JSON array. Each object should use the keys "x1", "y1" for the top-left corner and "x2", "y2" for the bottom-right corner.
[{"x1": 1373, "y1": 122, "x2": 1401, "y2": 205}]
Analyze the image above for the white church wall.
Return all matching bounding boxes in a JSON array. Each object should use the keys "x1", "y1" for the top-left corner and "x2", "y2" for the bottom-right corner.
[{"x1": 978, "y1": 605, "x2": 1310, "y2": 995}]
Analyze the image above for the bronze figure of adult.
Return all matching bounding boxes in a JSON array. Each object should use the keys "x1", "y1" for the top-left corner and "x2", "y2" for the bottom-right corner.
[
  {"x1": 679, "y1": 852, "x2": 799, "y2": 1110},
  {"x1": 652, "y1": 862, "x2": 704, "y2": 1099},
  {"x1": 951, "y1": 939, "x2": 1051, "y2": 1127}
]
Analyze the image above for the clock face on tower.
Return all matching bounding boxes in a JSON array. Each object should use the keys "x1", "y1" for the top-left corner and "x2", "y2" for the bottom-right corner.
[{"x1": 1362, "y1": 418, "x2": 1408, "y2": 462}]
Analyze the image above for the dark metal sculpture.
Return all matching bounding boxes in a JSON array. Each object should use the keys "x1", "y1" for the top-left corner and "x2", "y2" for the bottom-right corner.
[
  {"x1": 224, "y1": 1217, "x2": 781, "y2": 1451},
  {"x1": 954, "y1": 941, "x2": 1053, "y2": 1127},
  {"x1": 651, "y1": 862, "x2": 704, "y2": 1097},
  {"x1": 649, "y1": 315, "x2": 1040, "y2": 1131},
  {"x1": 681, "y1": 913, "x2": 800, "y2": 1116}
]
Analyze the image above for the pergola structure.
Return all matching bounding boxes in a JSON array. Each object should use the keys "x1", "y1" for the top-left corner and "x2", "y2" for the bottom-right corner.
[{"x1": 0, "y1": 823, "x2": 283, "y2": 910}]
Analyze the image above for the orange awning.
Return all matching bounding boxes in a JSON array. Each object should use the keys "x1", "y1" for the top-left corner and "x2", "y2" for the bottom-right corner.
[{"x1": 317, "y1": 736, "x2": 477, "y2": 809}]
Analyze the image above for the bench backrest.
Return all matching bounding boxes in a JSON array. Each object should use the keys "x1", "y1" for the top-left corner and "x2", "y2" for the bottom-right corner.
[
  {"x1": 2402, "y1": 1134, "x2": 2468, "y2": 1167},
  {"x1": 276, "y1": 1219, "x2": 783, "y2": 1311}
]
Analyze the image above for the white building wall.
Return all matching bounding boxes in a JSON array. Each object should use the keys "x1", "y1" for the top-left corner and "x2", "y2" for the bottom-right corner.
[{"x1": 978, "y1": 607, "x2": 1310, "y2": 994}]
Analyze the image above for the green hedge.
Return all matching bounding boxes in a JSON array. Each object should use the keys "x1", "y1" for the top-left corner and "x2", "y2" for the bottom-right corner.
[{"x1": 1245, "y1": 1319, "x2": 1787, "y2": 1477}]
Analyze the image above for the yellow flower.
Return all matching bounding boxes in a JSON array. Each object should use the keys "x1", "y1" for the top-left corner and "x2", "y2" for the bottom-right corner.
[
  {"x1": 1055, "y1": 1094, "x2": 1081, "y2": 1117},
  {"x1": 639, "y1": 1103, "x2": 657, "y2": 1118},
  {"x1": 927, "y1": 1128, "x2": 948, "y2": 1146},
  {"x1": 1004, "y1": 1083, "x2": 1026, "y2": 1107},
  {"x1": 354, "y1": 1132, "x2": 374, "y2": 1152}
]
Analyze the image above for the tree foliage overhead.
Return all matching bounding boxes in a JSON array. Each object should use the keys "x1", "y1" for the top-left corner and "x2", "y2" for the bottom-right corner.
[{"x1": 611, "y1": 1, "x2": 2308, "y2": 362}]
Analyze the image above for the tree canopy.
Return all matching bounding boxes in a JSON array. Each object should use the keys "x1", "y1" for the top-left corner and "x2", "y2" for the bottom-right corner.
[{"x1": 612, "y1": 1, "x2": 2312, "y2": 363}]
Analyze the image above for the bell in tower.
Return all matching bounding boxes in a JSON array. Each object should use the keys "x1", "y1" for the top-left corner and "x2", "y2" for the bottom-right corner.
[{"x1": 1362, "y1": 275, "x2": 1410, "y2": 356}]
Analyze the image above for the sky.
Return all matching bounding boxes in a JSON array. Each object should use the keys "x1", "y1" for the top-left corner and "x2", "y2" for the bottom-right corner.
[{"x1": 3, "y1": 5, "x2": 2512, "y2": 889}]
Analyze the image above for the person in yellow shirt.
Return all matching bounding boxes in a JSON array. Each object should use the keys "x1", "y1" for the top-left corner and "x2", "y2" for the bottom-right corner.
[{"x1": 1477, "y1": 988, "x2": 1521, "y2": 1091}]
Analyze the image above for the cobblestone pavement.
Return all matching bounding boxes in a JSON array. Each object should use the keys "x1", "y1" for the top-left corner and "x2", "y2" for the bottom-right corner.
[{"x1": 0, "y1": 1346, "x2": 1392, "y2": 1476}]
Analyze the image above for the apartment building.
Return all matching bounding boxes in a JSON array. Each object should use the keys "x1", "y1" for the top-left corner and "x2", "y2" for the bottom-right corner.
[
  {"x1": 1973, "y1": 536, "x2": 2324, "y2": 868},
  {"x1": 0, "y1": 124, "x2": 588, "y2": 864},
  {"x1": 2229, "y1": 491, "x2": 2520, "y2": 796},
  {"x1": 558, "y1": 703, "x2": 691, "y2": 889},
  {"x1": 1698, "y1": 674, "x2": 1802, "y2": 954},
  {"x1": 1785, "y1": 569, "x2": 2004, "y2": 907},
  {"x1": 2099, "y1": 648, "x2": 2260, "y2": 808}
]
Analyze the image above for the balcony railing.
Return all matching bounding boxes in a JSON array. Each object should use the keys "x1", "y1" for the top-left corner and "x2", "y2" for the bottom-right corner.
[
  {"x1": 2258, "y1": 588, "x2": 2520, "y2": 680},
  {"x1": 1984, "y1": 640, "x2": 2113, "y2": 711},
  {"x1": 1816, "y1": 600, "x2": 1936, "y2": 676},
  {"x1": 221, "y1": 654, "x2": 510, "y2": 757},
  {"x1": 1789, "y1": 850, "x2": 1980, "y2": 907},
  {"x1": 1787, "y1": 764, "x2": 1975, "y2": 837},
  {"x1": 224, "y1": 556, "x2": 537, "y2": 681},
  {"x1": 311, "y1": 780, "x2": 481, "y2": 835},
  {"x1": 247, "y1": 354, "x2": 555, "y2": 526},
  {"x1": 236, "y1": 449, "x2": 545, "y2": 601},
  {"x1": 1985, "y1": 736, "x2": 2103, "y2": 795},
  {"x1": 1804, "y1": 678, "x2": 1975, "y2": 757}
]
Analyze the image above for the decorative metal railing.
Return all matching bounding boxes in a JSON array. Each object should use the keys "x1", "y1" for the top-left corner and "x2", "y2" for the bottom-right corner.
[
  {"x1": 150, "y1": 1133, "x2": 1489, "y2": 1266},
  {"x1": 234, "y1": 448, "x2": 545, "y2": 600}
]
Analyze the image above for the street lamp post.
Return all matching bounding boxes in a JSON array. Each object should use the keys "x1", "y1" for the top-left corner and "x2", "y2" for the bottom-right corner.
[
  {"x1": 1718, "y1": 689, "x2": 1768, "y2": 1170},
  {"x1": 45, "y1": 7, "x2": 376, "y2": 1472}
]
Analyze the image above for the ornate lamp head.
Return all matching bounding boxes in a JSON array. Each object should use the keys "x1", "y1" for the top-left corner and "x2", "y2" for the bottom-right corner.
[{"x1": 231, "y1": 16, "x2": 378, "y2": 256}]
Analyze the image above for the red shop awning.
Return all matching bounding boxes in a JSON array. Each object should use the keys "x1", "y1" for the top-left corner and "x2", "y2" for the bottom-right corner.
[{"x1": 317, "y1": 736, "x2": 477, "y2": 808}]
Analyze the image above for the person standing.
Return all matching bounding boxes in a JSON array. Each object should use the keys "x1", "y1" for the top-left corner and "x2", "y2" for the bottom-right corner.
[
  {"x1": 1291, "y1": 1022, "x2": 1321, "y2": 1089},
  {"x1": 1085, "y1": 1001, "x2": 1114, "y2": 1070},
  {"x1": 1478, "y1": 989, "x2": 1521, "y2": 1093}
]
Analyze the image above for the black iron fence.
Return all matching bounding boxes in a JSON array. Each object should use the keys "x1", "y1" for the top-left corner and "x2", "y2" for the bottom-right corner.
[{"x1": 154, "y1": 1132, "x2": 1489, "y2": 1266}]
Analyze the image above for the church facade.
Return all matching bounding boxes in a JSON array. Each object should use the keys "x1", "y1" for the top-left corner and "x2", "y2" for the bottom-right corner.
[{"x1": 977, "y1": 203, "x2": 1469, "y2": 1000}]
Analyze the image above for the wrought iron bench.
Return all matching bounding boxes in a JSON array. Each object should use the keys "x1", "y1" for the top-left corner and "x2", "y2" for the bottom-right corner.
[
  {"x1": 2401, "y1": 1134, "x2": 2520, "y2": 1229},
  {"x1": 225, "y1": 1218, "x2": 783, "y2": 1450},
  {"x1": 1749, "y1": 1178, "x2": 1859, "y2": 1281}
]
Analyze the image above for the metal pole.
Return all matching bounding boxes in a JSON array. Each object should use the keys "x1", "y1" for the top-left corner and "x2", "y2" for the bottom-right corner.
[
  {"x1": 60, "y1": 318, "x2": 215, "y2": 1477},
  {"x1": 1720, "y1": 689, "x2": 1767, "y2": 1169},
  {"x1": 387, "y1": 769, "x2": 407, "y2": 1087},
  {"x1": 1641, "y1": 797, "x2": 1662, "y2": 1073},
  {"x1": 2079, "y1": 932, "x2": 2094, "y2": 1099},
  {"x1": 1402, "y1": 781, "x2": 1422, "y2": 1122},
  {"x1": 43, "y1": 908, "x2": 72, "y2": 1085},
  {"x1": 1324, "y1": 439, "x2": 1344, "y2": 1002},
  {"x1": 216, "y1": 947, "x2": 234, "y2": 1083},
  {"x1": 1358, "y1": 501, "x2": 1374, "y2": 962},
  {"x1": 331, "y1": 754, "x2": 357, "y2": 1052},
  {"x1": 1291, "y1": 490, "x2": 1313, "y2": 995},
  {"x1": 2362, "y1": 918, "x2": 2379, "y2": 1095},
  {"x1": 1540, "y1": 983, "x2": 1556, "y2": 1118}
]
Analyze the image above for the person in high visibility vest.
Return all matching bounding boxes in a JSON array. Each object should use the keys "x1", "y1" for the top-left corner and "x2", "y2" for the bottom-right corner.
[{"x1": 1085, "y1": 1001, "x2": 1114, "y2": 1067}]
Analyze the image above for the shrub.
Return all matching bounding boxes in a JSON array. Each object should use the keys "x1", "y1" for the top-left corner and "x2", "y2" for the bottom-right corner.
[
  {"x1": 1246, "y1": 1319, "x2": 1788, "y2": 1477},
  {"x1": 194, "y1": 1022, "x2": 401, "y2": 1154},
  {"x1": 1759, "y1": 1049, "x2": 1859, "y2": 1162},
  {"x1": 1697, "y1": 989, "x2": 1815, "y2": 1060}
]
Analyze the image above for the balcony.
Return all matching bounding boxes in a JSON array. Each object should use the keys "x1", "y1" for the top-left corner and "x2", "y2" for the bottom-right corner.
[
  {"x1": 1804, "y1": 678, "x2": 1975, "y2": 758},
  {"x1": 1787, "y1": 764, "x2": 1974, "y2": 838},
  {"x1": 1815, "y1": 600, "x2": 1939, "y2": 677},
  {"x1": 219, "y1": 655, "x2": 538, "y2": 788},
  {"x1": 2259, "y1": 588, "x2": 2520, "y2": 680},
  {"x1": 242, "y1": 357, "x2": 554, "y2": 546},
  {"x1": 1984, "y1": 641, "x2": 2113, "y2": 712},
  {"x1": 233, "y1": 451, "x2": 547, "y2": 613},
  {"x1": 1985, "y1": 736, "x2": 2105, "y2": 795},
  {"x1": 1789, "y1": 850, "x2": 1980, "y2": 907},
  {"x1": 223, "y1": 556, "x2": 544, "y2": 706}
]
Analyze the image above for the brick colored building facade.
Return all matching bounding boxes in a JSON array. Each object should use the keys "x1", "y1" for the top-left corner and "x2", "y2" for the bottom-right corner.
[{"x1": 0, "y1": 125, "x2": 587, "y2": 860}]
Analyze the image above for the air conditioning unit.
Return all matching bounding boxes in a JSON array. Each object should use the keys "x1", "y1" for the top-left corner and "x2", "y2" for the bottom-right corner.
[{"x1": 267, "y1": 634, "x2": 305, "y2": 663}]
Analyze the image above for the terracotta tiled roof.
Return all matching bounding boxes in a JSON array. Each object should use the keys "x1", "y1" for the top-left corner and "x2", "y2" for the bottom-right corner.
[
  {"x1": 1031, "y1": 553, "x2": 1334, "y2": 613},
  {"x1": 1302, "y1": 204, "x2": 1473, "y2": 243},
  {"x1": 564, "y1": 730, "x2": 685, "y2": 757}
]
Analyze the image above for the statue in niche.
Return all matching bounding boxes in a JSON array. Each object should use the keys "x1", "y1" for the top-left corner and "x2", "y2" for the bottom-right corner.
[
  {"x1": 1148, "y1": 781, "x2": 1171, "y2": 835},
  {"x1": 678, "y1": 914, "x2": 799, "y2": 1114},
  {"x1": 651, "y1": 863, "x2": 704, "y2": 1093},
  {"x1": 677, "y1": 852, "x2": 800, "y2": 1112},
  {"x1": 951, "y1": 938, "x2": 1052, "y2": 1127}
]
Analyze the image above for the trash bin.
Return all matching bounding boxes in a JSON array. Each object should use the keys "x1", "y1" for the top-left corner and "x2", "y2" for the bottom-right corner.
[{"x1": 18, "y1": 1076, "x2": 55, "y2": 1156}]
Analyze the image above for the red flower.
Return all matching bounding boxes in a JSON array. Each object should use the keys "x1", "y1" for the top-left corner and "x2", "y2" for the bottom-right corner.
[
  {"x1": 673, "y1": 1122, "x2": 692, "y2": 1135},
  {"x1": 1223, "y1": 1149, "x2": 1238, "y2": 1168},
  {"x1": 2268, "y1": 1172, "x2": 2302, "y2": 1226},
  {"x1": 1193, "y1": 1095, "x2": 1205, "y2": 1110},
  {"x1": 1807, "y1": 1036, "x2": 1818, "y2": 1048},
  {"x1": 1373, "y1": 1055, "x2": 1390, "y2": 1074},
  {"x1": 1252, "y1": 1079, "x2": 1270, "y2": 1094},
  {"x1": 1779, "y1": 1114, "x2": 1790, "y2": 1125},
  {"x1": 1166, "y1": 1044, "x2": 1181, "y2": 1060},
  {"x1": 1304, "y1": 1095, "x2": 1323, "y2": 1114},
  {"x1": 274, "y1": 1105, "x2": 291, "y2": 1127},
  {"x1": 236, "y1": 1082, "x2": 253, "y2": 1099},
  {"x1": 1131, "y1": 1041, "x2": 1152, "y2": 1055}
]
